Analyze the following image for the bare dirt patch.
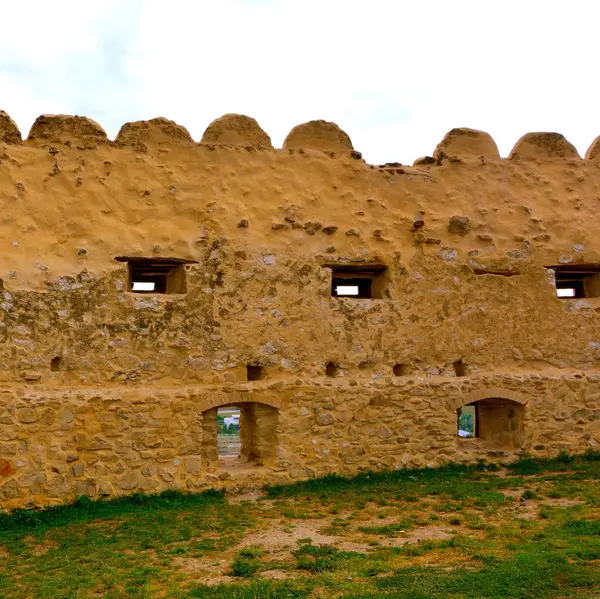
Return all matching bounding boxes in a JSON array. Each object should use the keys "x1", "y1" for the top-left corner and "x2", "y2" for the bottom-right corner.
[
  {"x1": 488, "y1": 467, "x2": 510, "y2": 478},
  {"x1": 240, "y1": 518, "x2": 340, "y2": 551},
  {"x1": 499, "y1": 488, "x2": 523, "y2": 499},
  {"x1": 203, "y1": 575, "x2": 239, "y2": 587},
  {"x1": 173, "y1": 556, "x2": 235, "y2": 585},
  {"x1": 507, "y1": 495, "x2": 585, "y2": 520},
  {"x1": 227, "y1": 490, "x2": 267, "y2": 504},
  {"x1": 260, "y1": 569, "x2": 296, "y2": 580},
  {"x1": 540, "y1": 498, "x2": 584, "y2": 507},
  {"x1": 235, "y1": 516, "x2": 459, "y2": 554}
]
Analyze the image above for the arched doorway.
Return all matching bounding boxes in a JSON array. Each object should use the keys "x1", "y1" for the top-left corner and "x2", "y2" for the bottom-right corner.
[
  {"x1": 457, "y1": 397, "x2": 525, "y2": 450},
  {"x1": 201, "y1": 402, "x2": 279, "y2": 470}
]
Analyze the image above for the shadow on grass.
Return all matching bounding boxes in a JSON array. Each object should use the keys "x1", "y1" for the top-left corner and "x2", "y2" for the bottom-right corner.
[
  {"x1": 0, "y1": 489, "x2": 224, "y2": 536},
  {"x1": 266, "y1": 450, "x2": 600, "y2": 500}
]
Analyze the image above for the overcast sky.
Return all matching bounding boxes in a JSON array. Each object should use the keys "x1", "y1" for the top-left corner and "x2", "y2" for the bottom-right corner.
[{"x1": 1, "y1": 0, "x2": 599, "y2": 164}]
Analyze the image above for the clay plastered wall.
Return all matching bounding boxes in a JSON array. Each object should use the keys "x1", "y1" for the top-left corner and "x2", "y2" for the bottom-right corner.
[{"x1": 1, "y1": 112, "x2": 600, "y2": 508}]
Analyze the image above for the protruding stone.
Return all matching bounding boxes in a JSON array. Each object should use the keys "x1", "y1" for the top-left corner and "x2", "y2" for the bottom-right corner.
[
  {"x1": 73, "y1": 479, "x2": 97, "y2": 497},
  {"x1": 585, "y1": 136, "x2": 600, "y2": 161},
  {"x1": 509, "y1": 132, "x2": 580, "y2": 161},
  {"x1": 0, "y1": 458, "x2": 15, "y2": 476},
  {"x1": 413, "y1": 213, "x2": 425, "y2": 230},
  {"x1": 115, "y1": 117, "x2": 193, "y2": 152},
  {"x1": 433, "y1": 128, "x2": 500, "y2": 161},
  {"x1": 449, "y1": 216, "x2": 471, "y2": 236},
  {"x1": 0, "y1": 479, "x2": 18, "y2": 500},
  {"x1": 477, "y1": 234, "x2": 494, "y2": 243},
  {"x1": 316, "y1": 412, "x2": 334, "y2": 426},
  {"x1": 201, "y1": 114, "x2": 272, "y2": 149},
  {"x1": 283, "y1": 120, "x2": 353, "y2": 153},
  {"x1": 27, "y1": 114, "x2": 107, "y2": 147},
  {"x1": 18, "y1": 408, "x2": 39, "y2": 423},
  {"x1": 69, "y1": 462, "x2": 85, "y2": 477},
  {"x1": 119, "y1": 472, "x2": 140, "y2": 490},
  {"x1": 0, "y1": 110, "x2": 21, "y2": 144}
]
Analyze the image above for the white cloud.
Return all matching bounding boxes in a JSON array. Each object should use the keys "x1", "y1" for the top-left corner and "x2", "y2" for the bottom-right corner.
[{"x1": 1, "y1": 0, "x2": 599, "y2": 163}]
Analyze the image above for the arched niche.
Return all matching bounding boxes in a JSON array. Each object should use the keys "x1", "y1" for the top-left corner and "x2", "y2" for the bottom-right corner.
[
  {"x1": 455, "y1": 388, "x2": 529, "y2": 451},
  {"x1": 201, "y1": 401, "x2": 279, "y2": 470}
]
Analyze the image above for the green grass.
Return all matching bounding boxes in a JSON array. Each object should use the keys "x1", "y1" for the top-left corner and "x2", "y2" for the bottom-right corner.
[{"x1": 0, "y1": 453, "x2": 599, "y2": 598}]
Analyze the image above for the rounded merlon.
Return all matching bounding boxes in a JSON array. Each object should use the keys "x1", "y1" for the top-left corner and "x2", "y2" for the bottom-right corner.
[
  {"x1": 283, "y1": 120, "x2": 353, "y2": 153},
  {"x1": 200, "y1": 114, "x2": 272, "y2": 149},
  {"x1": 585, "y1": 136, "x2": 600, "y2": 161},
  {"x1": 413, "y1": 156, "x2": 436, "y2": 166},
  {"x1": 0, "y1": 110, "x2": 22, "y2": 144},
  {"x1": 509, "y1": 132, "x2": 580, "y2": 161},
  {"x1": 115, "y1": 117, "x2": 193, "y2": 152},
  {"x1": 27, "y1": 114, "x2": 107, "y2": 146},
  {"x1": 433, "y1": 128, "x2": 499, "y2": 161}
]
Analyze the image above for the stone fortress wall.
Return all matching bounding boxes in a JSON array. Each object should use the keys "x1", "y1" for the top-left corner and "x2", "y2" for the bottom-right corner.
[{"x1": 1, "y1": 109, "x2": 600, "y2": 509}]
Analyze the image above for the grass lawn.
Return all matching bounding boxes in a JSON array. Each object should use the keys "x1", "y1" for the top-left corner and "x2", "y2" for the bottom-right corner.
[{"x1": 0, "y1": 453, "x2": 599, "y2": 598}]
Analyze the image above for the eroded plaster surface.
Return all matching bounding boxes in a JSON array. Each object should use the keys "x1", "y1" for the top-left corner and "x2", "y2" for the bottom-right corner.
[{"x1": 1, "y1": 114, "x2": 600, "y2": 508}]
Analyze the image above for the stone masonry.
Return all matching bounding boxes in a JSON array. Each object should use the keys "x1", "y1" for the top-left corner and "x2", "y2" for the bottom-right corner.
[{"x1": 1, "y1": 112, "x2": 600, "y2": 509}]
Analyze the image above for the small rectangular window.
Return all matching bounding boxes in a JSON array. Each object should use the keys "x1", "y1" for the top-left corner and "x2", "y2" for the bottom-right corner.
[
  {"x1": 247, "y1": 365, "x2": 265, "y2": 381},
  {"x1": 115, "y1": 256, "x2": 197, "y2": 294},
  {"x1": 324, "y1": 264, "x2": 388, "y2": 299},
  {"x1": 547, "y1": 265, "x2": 600, "y2": 299},
  {"x1": 454, "y1": 360, "x2": 469, "y2": 377}
]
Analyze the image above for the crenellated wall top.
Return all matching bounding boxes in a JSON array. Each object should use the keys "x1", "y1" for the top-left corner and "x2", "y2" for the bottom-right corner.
[{"x1": 1, "y1": 109, "x2": 598, "y2": 163}]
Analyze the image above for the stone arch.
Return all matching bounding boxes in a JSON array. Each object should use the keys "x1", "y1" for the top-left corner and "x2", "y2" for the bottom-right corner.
[
  {"x1": 453, "y1": 387, "x2": 530, "y2": 411},
  {"x1": 201, "y1": 400, "x2": 279, "y2": 469},
  {"x1": 196, "y1": 393, "x2": 283, "y2": 415},
  {"x1": 455, "y1": 388, "x2": 528, "y2": 451}
]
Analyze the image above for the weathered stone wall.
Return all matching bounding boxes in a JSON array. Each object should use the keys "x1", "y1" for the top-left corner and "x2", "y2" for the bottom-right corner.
[
  {"x1": 1, "y1": 111, "x2": 600, "y2": 509},
  {"x1": 0, "y1": 374, "x2": 598, "y2": 509}
]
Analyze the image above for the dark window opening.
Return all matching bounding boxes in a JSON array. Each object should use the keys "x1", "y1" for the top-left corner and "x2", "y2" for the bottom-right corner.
[
  {"x1": 324, "y1": 264, "x2": 388, "y2": 299},
  {"x1": 454, "y1": 360, "x2": 468, "y2": 377},
  {"x1": 333, "y1": 277, "x2": 372, "y2": 298},
  {"x1": 326, "y1": 362, "x2": 339, "y2": 377},
  {"x1": 115, "y1": 256, "x2": 197, "y2": 294},
  {"x1": 247, "y1": 365, "x2": 264, "y2": 381},
  {"x1": 393, "y1": 363, "x2": 410, "y2": 376},
  {"x1": 547, "y1": 265, "x2": 600, "y2": 299},
  {"x1": 50, "y1": 356, "x2": 61, "y2": 372}
]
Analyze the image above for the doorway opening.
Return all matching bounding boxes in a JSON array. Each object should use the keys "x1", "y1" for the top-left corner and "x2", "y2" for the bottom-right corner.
[
  {"x1": 202, "y1": 402, "x2": 279, "y2": 471},
  {"x1": 217, "y1": 406, "x2": 241, "y2": 457}
]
